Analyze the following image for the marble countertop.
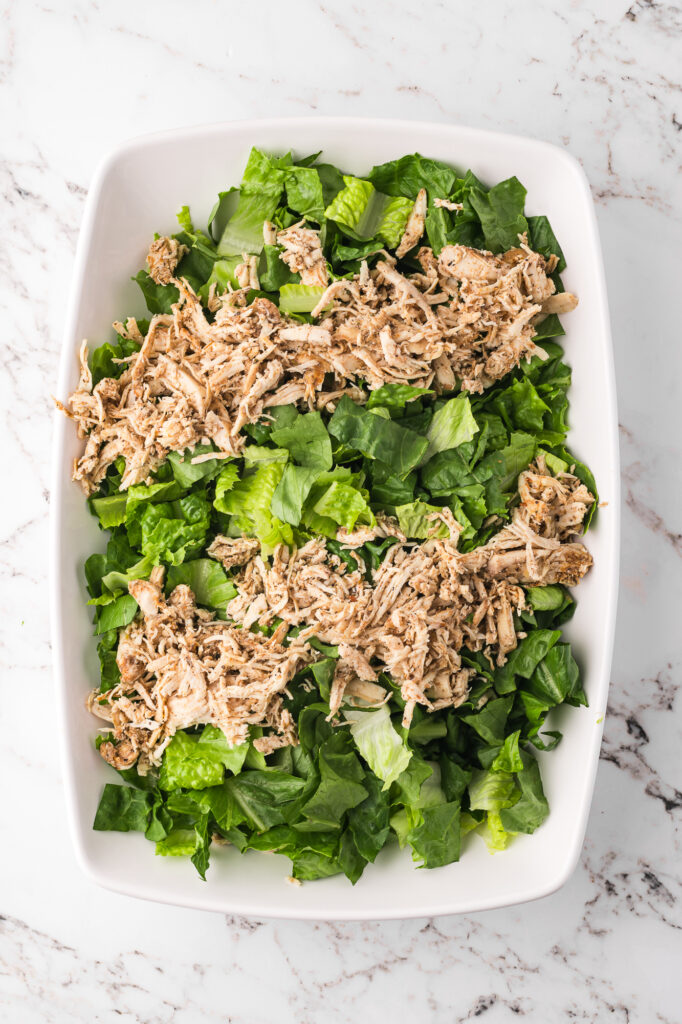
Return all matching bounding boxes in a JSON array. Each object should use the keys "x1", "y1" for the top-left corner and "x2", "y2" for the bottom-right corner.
[{"x1": 2, "y1": 0, "x2": 680, "y2": 1020}]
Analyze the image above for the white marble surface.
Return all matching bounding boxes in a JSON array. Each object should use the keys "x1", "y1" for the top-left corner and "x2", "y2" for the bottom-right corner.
[{"x1": 1, "y1": 0, "x2": 681, "y2": 1019}]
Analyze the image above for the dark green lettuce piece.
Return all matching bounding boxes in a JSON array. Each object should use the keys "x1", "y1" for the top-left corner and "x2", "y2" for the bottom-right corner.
[
  {"x1": 93, "y1": 784, "x2": 151, "y2": 832},
  {"x1": 270, "y1": 410, "x2": 333, "y2": 470},
  {"x1": 494, "y1": 629, "x2": 561, "y2": 694},
  {"x1": 258, "y1": 244, "x2": 297, "y2": 291},
  {"x1": 285, "y1": 166, "x2": 326, "y2": 222},
  {"x1": 301, "y1": 732, "x2": 368, "y2": 829},
  {"x1": 90, "y1": 330, "x2": 143, "y2": 387},
  {"x1": 329, "y1": 395, "x2": 428, "y2": 476},
  {"x1": 271, "y1": 464, "x2": 319, "y2": 526},
  {"x1": 208, "y1": 188, "x2": 239, "y2": 243},
  {"x1": 527, "y1": 215, "x2": 566, "y2": 272},
  {"x1": 225, "y1": 770, "x2": 307, "y2": 831},
  {"x1": 95, "y1": 594, "x2": 138, "y2": 635},
  {"x1": 499, "y1": 752, "x2": 549, "y2": 834},
  {"x1": 132, "y1": 270, "x2": 178, "y2": 315},
  {"x1": 314, "y1": 163, "x2": 346, "y2": 207},
  {"x1": 347, "y1": 772, "x2": 391, "y2": 862},
  {"x1": 408, "y1": 801, "x2": 461, "y2": 868},
  {"x1": 460, "y1": 695, "x2": 514, "y2": 746},
  {"x1": 368, "y1": 154, "x2": 458, "y2": 200},
  {"x1": 469, "y1": 176, "x2": 528, "y2": 253},
  {"x1": 167, "y1": 445, "x2": 224, "y2": 488},
  {"x1": 450, "y1": 169, "x2": 487, "y2": 248},
  {"x1": 97, "y1": 629, "x2": 120, "y2": 692},
  {"x1": 525, "y1": 643, "x2": 586, "y2": 708}
]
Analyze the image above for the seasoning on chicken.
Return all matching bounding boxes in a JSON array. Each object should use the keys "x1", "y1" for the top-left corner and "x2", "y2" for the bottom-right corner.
[
  {"x1": 88, "y1": 568, "x2": 312, "y2": 773},
  {"x1": 277, "y1": 224, "x2": 329, "y2": 287},
  {"x1": 63, "y1": 232, "x2": 577, "y2": 496},
  {"x1": 225, "y1": 459, "x2": 594, "y2": 726},
  {"x1": 146, "y1": 236, "x2": 188, "y2": 285},
  {"x1": 206, "y1": 535, "x2": 261, "y2": 571},
  {"x1": 459, "y1": 456, "x2": 594, "y2": 585}
]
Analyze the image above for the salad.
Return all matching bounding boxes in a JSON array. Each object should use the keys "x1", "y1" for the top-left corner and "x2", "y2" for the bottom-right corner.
[{"x1": 61, "y1": 147, "x2": 597, "y2": 884}]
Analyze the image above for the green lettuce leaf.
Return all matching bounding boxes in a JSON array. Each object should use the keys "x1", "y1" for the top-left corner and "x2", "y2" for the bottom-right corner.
[
  {"x1": 132, "y1": 270, "x2": 178, "y2": 315},
  {"x1": 329, "y1": 395, "x2": 428, "y2": 476},
  {"x1": 301, "y1": 732, "x2": 369, "y2": 828},
  {"x1": 155, "y1": 829, "x2": 197, "y2": 857},
  {"x1": 217, "y1": 462, "x2": 293, "y2": 554},
  {"x1": 93, "y1": 784, "x2": 151, "y2": 832},
  {"x1": 422, "y1": 395, "x2": 478, "y2": 464},
  {"x1": 368, "y1": 154, "x2": 458, "y2": 200},
  {"x1": 498, "y1": 752, "x2": 549, "y2": 833},
  {"x1": 279, "y1": 283, "x2": 326, "y2": 313},
  {"x1": 366, "y1": 384, "x2": 433, "y2": 410},
  {"x1": 134, "y1": 492, "x2": 211, "y2": 566},
  {"x1": 324, "y1": 175, "x2": 375, "y2": 234},
  {"x1": 344, "y1": 705, "x2": 412, "y2": 789},
  {"x1": 468, "y1": 769, "x2": 519, "y2": 812},
  {"x1": 160, "y1": 726, "x2": 249, "y2": 791},
  {"x1": 225, "y1": 770, "x2": 307, "y2": 831},
  {"x1": 490, "y1": 730, "x2": 524, "y2": 773},
  {"x1": 408, "y1": 801, "x2": 461, "y2": 868},
  {"x1": 90, "y1": 493, "x2": 128, "y2": 529},
  {"x1": 494, "y1": 629, "x2": 561, "y2": 694},
  {"x1": 375, "y1": 195, "x2": 414, "y2": 248},
  {"x1": 95, "y1": 594, "x2": 138, "y2": 634},
  {"x1": 347, "y1": 773, "x2": 391, "y2": 862},
  {"x1": 166, "y1": 559, "x2": 237, "y2": 610},
  {"x1": 167, "y1": 445, "x2": 224, "y2": 488},
  {"x1": 527, "y1": 215, "x2": 566, "y2": 273},
  {"x1": 285, "y1": 166, "x2": 325, "y2": 222},
  {"x1": 312, "y1": 480, "x2": 375, "y2": 533},
  {"x1": 217, "y1": 147, "x2": 287, "y2": 257},
  {"x1": 270, "y1": 410, "x2": 333, "y2": 470},
  {"x1": 258, "y1": 244, "x2": 297, "y2": 291},
  {"x1": 90, "y1": 331, "x2": 142, "y2": 387},
  {"x1": 469, "y1": 177, "x2": 528, "y2": 253},
  {"x1": 271, "y1": 464, "x2": 319, "y2": 526},
  {"x1": 395, "y1": 500, "x2": 449, "y2": 540}
]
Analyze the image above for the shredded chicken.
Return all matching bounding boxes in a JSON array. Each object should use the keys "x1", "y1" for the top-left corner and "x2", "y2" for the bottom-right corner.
[
  {"x1": 88, "y1": 458, "x2": 593, "y2": 759},
  {"x1": 64, "y1": 230, "x2": 576, "y2": 494},
  {"x1": 226, "y1": 460, "x2": 594, "y2": 726},
  {"x1": 458, "y1": 456, "x2": 595, "y2": 585},
  {"x1": 89, "y1": 569, "x2": 312, "y2": 772},
  {"x1": 335, "y1": 515, "x2": 406, "y2": 549},
  {"x1": 277, "y1": 224, "x2": 329, "y2": 287},
  {"x1": 146, "y1": 236, "x2": 188, "y2": 285},
  {"x1": 433, "y1": 198, "x2": 463, "y2": 212},
  {"x1": 235, "y1": 254, "x2": 259, "y2": 290},
  {"x1": 207, "y1": 534, "x2": 260, "y2": 571},
  {"x1": 396, "y1": 188, "x2": 427, "y2": 258}
]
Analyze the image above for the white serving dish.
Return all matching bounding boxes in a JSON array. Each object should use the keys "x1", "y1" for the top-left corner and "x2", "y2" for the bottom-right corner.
[{"x1": 51, "y1": 117, "x2": 619, "y2": 920}]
